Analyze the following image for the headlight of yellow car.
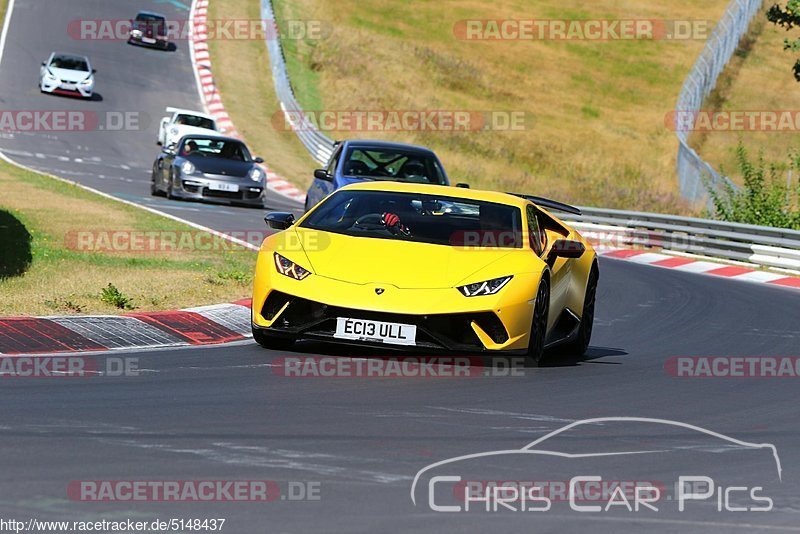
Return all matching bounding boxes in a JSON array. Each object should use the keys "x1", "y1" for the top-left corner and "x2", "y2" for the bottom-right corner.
[
  {"x1": 274, "y1": 252, "x2": 312, "y2": 280},
  {"x1": 457, "y1": 275, "x2": 513, "y2": 297}
]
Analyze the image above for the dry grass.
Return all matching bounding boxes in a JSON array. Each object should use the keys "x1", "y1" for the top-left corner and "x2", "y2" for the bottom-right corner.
[
  {"x1": 0, "y1": 161, "x2": 255, "y2": 316},
  {"x1": 212, "y1": 0, "x2": 732, "y2": 213},
  {"x1": 691, "y1": 7, "x2": 800, "y2": 180},
  {"x1": 207, "y1": 0, "x2": 318, "y2": 186}
]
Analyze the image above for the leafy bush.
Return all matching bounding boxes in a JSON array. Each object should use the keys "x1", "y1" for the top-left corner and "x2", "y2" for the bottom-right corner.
[
  {"x1": 100, "y1": 283, "x2": 135, "y2": 310},
  {"x1": 215, "y1": 269, "x2": 251, "y2": 285},
  {"x1": 706, "y1": 142, "x2": 800, "y2": 229}
]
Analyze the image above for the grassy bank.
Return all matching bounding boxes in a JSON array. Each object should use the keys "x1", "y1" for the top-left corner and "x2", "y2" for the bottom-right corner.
[
  {"x1": 0, "y1": 161, "x2": 255, "y2": 316},
  {"x1": 212, "y1": 0, "x2": 732, "y2": 213},
  {"x1": 690, "y1": 7, "x2": 800, "y2": 180}
]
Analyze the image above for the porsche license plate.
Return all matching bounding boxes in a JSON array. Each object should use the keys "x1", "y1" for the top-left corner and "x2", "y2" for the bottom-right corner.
[
  {"x1": 334, "y1": 318, "x2": 417, "y2": 346},
  {"x1": 142, "y1": 37, "x2": 157, "y2": 44},
  {"x1": 209, "y1": 183, "x2": 239, "y2": 192}
]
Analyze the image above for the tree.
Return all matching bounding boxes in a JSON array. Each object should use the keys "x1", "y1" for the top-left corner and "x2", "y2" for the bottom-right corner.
[{"x1": 767, "y1": 1, "x2": 800, "y2": 80}]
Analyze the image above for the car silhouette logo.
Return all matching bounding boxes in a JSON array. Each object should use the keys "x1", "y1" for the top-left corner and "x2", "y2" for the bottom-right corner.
[{"x1": 375, "y1": 288, "x2": 385, "y2": 295}]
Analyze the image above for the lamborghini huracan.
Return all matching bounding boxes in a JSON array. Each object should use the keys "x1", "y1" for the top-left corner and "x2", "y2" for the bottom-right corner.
[{"x1": 251, "y1": 182, "x2": 598, "y2": 365}]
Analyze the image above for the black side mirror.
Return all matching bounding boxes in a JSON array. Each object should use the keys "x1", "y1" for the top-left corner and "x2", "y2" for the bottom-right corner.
[
  {"x1": 254, "y1": 157, "x2": 264, "y2": 164},
  {"x1": 456, "y1": 182, "x2": 470, "y2": 188},
  {"x1": 265, "y1": 212, "x2": 295, "y2": 230},
  {"x1": 314, "y1": 168, "x2": 332, "y2": 182},
  {"x1": 41, "y1": 61, "x2": 46, "y2": 66},
  {"x1": 92, "y1": 69, "x2": 97, "y2": 74},
  {"x1": 549, "y1": 239, "x2": 585, "y2": 260}
]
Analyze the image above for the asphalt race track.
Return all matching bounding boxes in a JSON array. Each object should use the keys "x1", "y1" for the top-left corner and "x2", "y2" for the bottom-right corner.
[
  {"x1": 1, "y1": 1, "x2": 800, "y2": 533},
  {"x1": 0, "y1": 0, "x2": 302, "y2": 236},
  {"x1": 0, "y1": 259, "x2": 798, "y2": 532}
]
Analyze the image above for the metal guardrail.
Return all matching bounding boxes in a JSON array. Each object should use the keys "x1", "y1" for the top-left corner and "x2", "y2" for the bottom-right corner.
[
  {"x1": 561, "y1": 207, "x2": 800, "y2": 272},
  {"x1": 261, "y1": 0, "x2": 335, "y2": 165},
  {"x1": 675, "y1": 0, "x2": 763, "y2": 204}
]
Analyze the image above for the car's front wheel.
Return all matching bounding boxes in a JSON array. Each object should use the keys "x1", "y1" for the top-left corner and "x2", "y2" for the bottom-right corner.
[
  {"x1": 252, "y1": 327, "x2": 295, "y2": 351},
  {"x1": 525, "y1": 278, "x2": 550, "y2": 367}
]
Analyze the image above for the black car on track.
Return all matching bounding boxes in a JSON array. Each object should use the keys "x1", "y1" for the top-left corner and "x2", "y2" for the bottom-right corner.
[{"x1": 128, "y1": 11, "x2": 169, "y2": 50}]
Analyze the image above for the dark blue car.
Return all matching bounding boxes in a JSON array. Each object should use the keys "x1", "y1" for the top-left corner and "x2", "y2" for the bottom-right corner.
[{"x1": 305, "y1": 140, "x2": 450, "y2": 211}]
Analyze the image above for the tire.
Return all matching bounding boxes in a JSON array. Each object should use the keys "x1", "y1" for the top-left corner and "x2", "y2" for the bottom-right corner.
[
  {"x1": 558, "y1": 266, "x2": 598, "y2": 358},
  {"x1": 525, "y1": 278, "x2": 550, "y2": 367},
  {"x1": 252, "y1": 327, "x2": 295, "y2": 350},
  {"x1": 150, "y1": 168, "x2": 161, "y2": 196},
  {"x1": 167, "y1": 172, "x2": 178, "y2": 200}
]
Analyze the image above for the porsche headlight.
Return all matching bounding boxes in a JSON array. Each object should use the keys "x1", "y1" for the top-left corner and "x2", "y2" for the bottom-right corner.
[
  {"x1": 180, "y1": 161, "x2": 195, "y2": 175},
  {"x1": 80, "y1": 77, "x2": 93, "y2": 86},
  {"x1": 457, "y1": 276, "x2": 512, "y2": 297},
  {"x1": 274, "y1": 253, "x2": 311, "y2": 280},
  {"x1": 45, "y1": 70, "x2": 58, "y2": 81},
  {"x1": 131, "y1": 29, "x2": 143, "y2": 38},
  {"x1": 248, "y1": 167, "x2": 264, "y2": 182}
]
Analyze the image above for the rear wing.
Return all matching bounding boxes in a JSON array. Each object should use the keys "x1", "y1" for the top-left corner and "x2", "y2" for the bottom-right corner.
[{"x1": 508, "y1": 193, "x2": 582, "y2": 216}]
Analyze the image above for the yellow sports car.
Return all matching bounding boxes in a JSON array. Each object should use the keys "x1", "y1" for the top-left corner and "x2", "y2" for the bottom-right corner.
[{"x1": 251, "y1": 182, "x2": 597, "y2": 365}]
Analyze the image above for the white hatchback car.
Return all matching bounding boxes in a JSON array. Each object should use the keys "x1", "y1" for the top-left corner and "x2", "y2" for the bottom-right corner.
[{"x1": 39, "y1": 52, "x2": 95, "y2": 99}]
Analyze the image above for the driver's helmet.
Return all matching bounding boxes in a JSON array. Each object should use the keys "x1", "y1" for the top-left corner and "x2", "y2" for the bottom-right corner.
[
  {"x1": 346, "y1": 160, "x2": 370, "y2": 176},
  {"x1": 399, "y1": 159, "x2": 426, "y2": 179}
]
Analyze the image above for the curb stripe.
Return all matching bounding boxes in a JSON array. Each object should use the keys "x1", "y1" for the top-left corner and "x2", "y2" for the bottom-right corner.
[
  {"x1": 604, "y1": 249, "x2": 647, "y2": 259},
  {"x1": 128, "y1": 311, "x2": 244, "y2": 345},
  {"x1": 705, "y1": 266, "x2": 753, "y2": 277},
  {"x1": 652, "y1": 257, "x2": 696, "y2": 268},
  {"x1": 600, "y1": 249, "x2": 800, "y2": 291},
  {"x1": 769, "y1": 277, "x2": 800, "y2": 288},
  {"x1": 187, "y1": 0, "x2": 306, "y2": 203},
  {"x1": 0, "y1": 318, "x2": 105, "y2": 355}
]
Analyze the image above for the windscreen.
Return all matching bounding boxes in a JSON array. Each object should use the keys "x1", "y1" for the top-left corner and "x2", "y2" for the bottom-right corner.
[
  {"x1": 342, "y1": 148, "x2": 447, "y2": 185},
  {"x1": 51, "y1": 56, "x2": 89, "y2": 71},
  {"x1": 180, "y1": 138, "x2": 252, "y2": 162},
  {"x1": 301, "y1": 190, "x2": 523, "y2": 248}
]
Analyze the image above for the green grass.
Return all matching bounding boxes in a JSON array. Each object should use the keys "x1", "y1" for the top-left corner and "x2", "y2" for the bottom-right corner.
[
  {"x1": 691, "y1": 7, "x2": 800, "y2": 186},
  {"x1": 262, "y1": 0, "x2": 732, "y2": 213},
  {"x1": 0, "y1": 160, "x2": 255, "y2": 316}
]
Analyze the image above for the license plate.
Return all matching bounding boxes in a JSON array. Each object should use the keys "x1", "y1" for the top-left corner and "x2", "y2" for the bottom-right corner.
[
  {"x1": 142, "y1": 37, "x2": 156, "y2": 44},
  {"x1": 61, "y1": 83, "x2": 76, "y2": 90},
  {"x1": 334, "y1": 317, "x2": 417, "y2": 346},
  {"x1": 209, "y1": 182, "x2": 239, "y2": 192}
]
